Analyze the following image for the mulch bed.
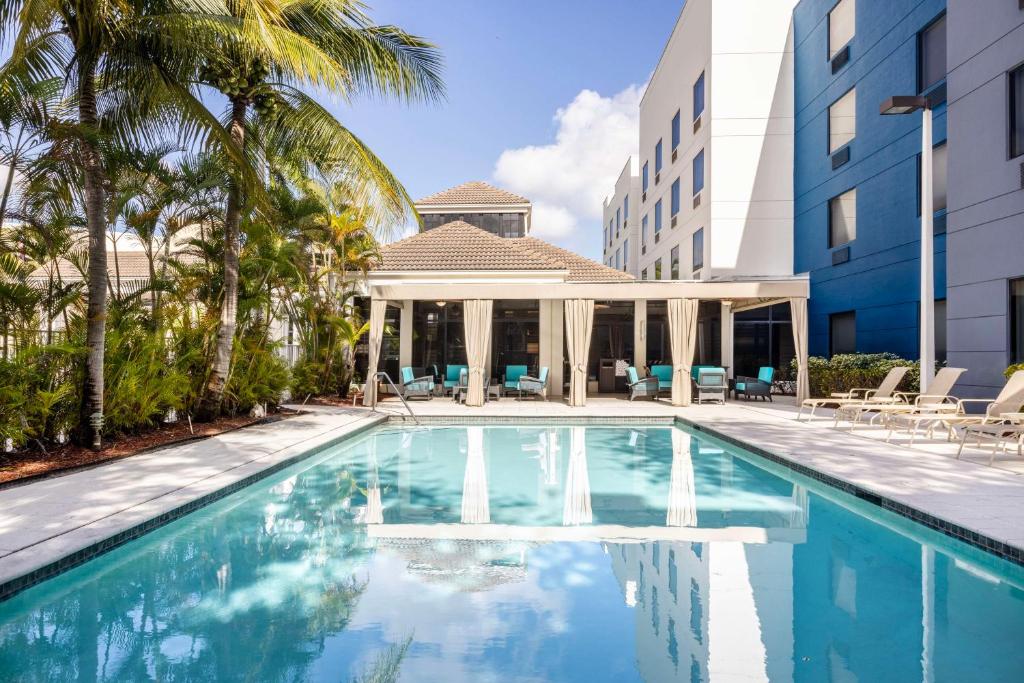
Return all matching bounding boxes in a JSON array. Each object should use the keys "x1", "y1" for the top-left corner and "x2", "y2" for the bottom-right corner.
[{"x1": 0, "y1": 408, "x2": 302, "y2": 487}]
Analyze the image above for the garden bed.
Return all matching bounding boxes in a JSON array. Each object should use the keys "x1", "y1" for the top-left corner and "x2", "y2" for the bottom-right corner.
[{"x1": 0, "y1": 408, "x2": 302, "y2": 487}]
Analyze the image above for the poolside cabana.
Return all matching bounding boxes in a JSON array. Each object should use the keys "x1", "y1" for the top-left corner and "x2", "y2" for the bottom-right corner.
[{"x1": 363, "y1": 222, "x2": 809, "y2": 407}]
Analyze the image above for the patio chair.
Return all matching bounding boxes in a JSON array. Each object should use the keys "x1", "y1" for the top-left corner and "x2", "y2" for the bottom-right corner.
[
  {"x1": 735, "y1": 367, "x2": 775, "y2": 401},
  {"x1": 797, "y1": 366, "x2": 909, "y2": 421},
  {"x1": 627, "y1": 367, "x2": 659, "y2": 401},
  {"x1": 517, "y1": 367, "x2": 550, "y2": 400},
  {"x1": 889, "y1": 370, "x2": 1024, "y2": 446},
  {"x1": 833, "y1": 367, "x2": 966, "y2": 431},
  {"x1": 690, "y1": 365, "x2": 717, "y2": 382},
  {"x1": 956, "y1": 422, "x2": 1024, "y2": 465},
  {"x1": 443, "y1": 365, "x2": 468, "y2": 395},
  {"x1": 649, "y1": 365, "x2": 673, "y2": 393},
  {"x1": 503, "y1": 365, "x2": 529, "y2": 395},
  {"x1": 695, "y1": 367, "x2": 728, "y2": 405},
  {"x1": 399, "y1": 366, "x2": 435, "y2": 400}
]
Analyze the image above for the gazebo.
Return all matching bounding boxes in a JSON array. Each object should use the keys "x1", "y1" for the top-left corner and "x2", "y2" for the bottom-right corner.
[{"x1": 362, "y1": 222, "x2": 809, "y2": 407}]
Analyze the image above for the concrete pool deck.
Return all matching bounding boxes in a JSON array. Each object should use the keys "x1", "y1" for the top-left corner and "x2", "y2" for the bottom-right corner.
[{"x1": 2, "y1": 395, "x2": 1024, "y2": 596}]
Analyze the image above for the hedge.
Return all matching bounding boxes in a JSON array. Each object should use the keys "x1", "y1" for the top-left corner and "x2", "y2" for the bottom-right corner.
[{"x1": 791, "y1": 353, "x2": 920, "y2": 398}]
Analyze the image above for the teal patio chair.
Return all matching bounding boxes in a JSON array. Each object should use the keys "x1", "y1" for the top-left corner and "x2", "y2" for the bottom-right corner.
[
  {"x1": 443, "y1": 365, "x2": 468, "y2": 395},
  {"x1": 649, "y1": 365, "x2": 673, "y2": 392},
  {"x1": 400, "y1": 366, "x2": 434, "y2": 400},
  {"x1": 735, "y1": 367, "x2": 774, "y2": 401},
  {"x1": 518, "y1": 367, "x2": 549, "y2": 400},
  {"x1": 503, "y1": 365, "x2": 529, "y2": 394},
  {"x1": 696, "y1": 367, "x2": 728, "y2": 404},
  {"x1": 627, "y1": 367, "x2": 659, "y2": 401}
]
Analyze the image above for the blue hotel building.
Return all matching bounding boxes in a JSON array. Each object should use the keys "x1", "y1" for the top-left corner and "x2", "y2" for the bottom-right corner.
[{"x1": 793, "y1": 0, "x2": 948, "y2": 360}]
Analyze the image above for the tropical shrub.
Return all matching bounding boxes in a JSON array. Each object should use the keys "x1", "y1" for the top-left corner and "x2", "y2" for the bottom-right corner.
[
  {"x1": 0, "y1": 343, "x2": 81, "y2": 448},
  {"x1": 222, "y1": 334, "x2": 290, "y2": 416},
  {"x1": 794, "y1": 353, "x2": 921, "y2": 398},
  {"x1": 1006, "y1": 364, "x2": 1024, "y2": 379}
]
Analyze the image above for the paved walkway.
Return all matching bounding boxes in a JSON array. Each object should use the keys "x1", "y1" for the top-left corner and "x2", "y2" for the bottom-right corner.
[
  {"x1": 3, "y1": 393, "x2": 1023, "y2": 595},
  {"x1": 0, "y1": 408, "x2": 383, "y2": 592}
]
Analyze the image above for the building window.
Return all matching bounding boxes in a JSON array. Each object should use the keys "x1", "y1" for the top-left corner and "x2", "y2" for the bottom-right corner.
[
  {"x1": 615, "y1": 248, "x2": 621, "y2": 271},
  {"x1": 828, "y1": 0, "x2": 855, "y2": 60},
  {"x1": 918, "y1": 142, "x2": 948, "y2": 214},
  {"x1": 918, "y1": 14, "x2": 946, "y2": 93},
  {"x1": 655, "y1": 139, "x2": 663, "y2": 175},
  {"x1": 670, "y1": 246, "x2": 680, "y2": 279},
  {"x1": 692, "y1": 228, "x2": 704, "y2": 270},
  {"x1": 608, "y1": 219, "x2": 614, "y2": 246},
  {"x1": 655, "y1": 258, "x2": 663, "y2": 280},
  {"x1": 1010, "y1": 65, "x2": 1024, "y2": 159},
  {"x1": 830, "y1": 311, "x2": 856, "y2": 356},
  {"x1": 692, "y1": 150, "x2": 704, "y2": 196},
  {"x1": 693, "y1": 72, "x2": 705, "y2": 120},
  {"x1": 624, "y1": 195, "x2": 629, "y2": 221},
  {"x1": 672, "y1": 110, "x2": 681, "y2": 150},
  {"x1": 623, "y1": 239, "x2": 629, "y2": 271},
  {"x1": 603, "y1": 226, "x2": 607, "y2": 249},
  {"x1": 616, "y1": 207, "x2": 621, "y2": 235},
  {"x1": 828, "y1": 188, "x2": 857, "y2": 247},
  {"x1": 671, "y1": 178, "x2": 681, "y2": 216},
  {"x1": 642, "y1": 215, "x2": 648, "y2": 245},
  {"x1": 642, "y1": 162, "x2": 649, "y2": 193},
  {"x1": 828, "y1": 88, "x2": 856, "y2": 153},
  {"x1": 654, "y1": 199, "x2": 663, "y2": 233},
  {"x1": 1012, "y1": 278, "x2": 1024, "y2": 363},
  {"x1": 642, "y1": 267, "x2": 648, "y2": 281}
]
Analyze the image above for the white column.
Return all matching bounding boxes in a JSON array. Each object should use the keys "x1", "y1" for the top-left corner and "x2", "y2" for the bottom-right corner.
[
  {"x1": 399, "y1": 300, "x2": 413, "y2": 369},
  {"x1": 922, "y1": 546, "x2": 935, "y2": 683},
  {"x1": 634, "y1": 299, "x2": 647, "y2": 372},
  {"x1": 720, "y1": 301, "x2": 734, "y2": 379},
  {"x1": 550, "y1": 300, "x2": 564, "y2": 397},
  {"x1": 919, "y1": 108, "x2": 935, "y2": 392}
]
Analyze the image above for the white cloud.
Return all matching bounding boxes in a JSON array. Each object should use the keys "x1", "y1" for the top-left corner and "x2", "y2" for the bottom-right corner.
[{"x1": 493, "y1": 83, "x2": 643, "y2": 256}]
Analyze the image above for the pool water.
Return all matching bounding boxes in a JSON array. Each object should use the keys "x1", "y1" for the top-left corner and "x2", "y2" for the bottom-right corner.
[{"x1": 1, "y1": 424, "x2": 1023, "y2": 682}]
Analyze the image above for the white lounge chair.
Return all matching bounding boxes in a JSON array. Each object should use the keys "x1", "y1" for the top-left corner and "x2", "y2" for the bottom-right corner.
[
  {"x1": 888, "y1": 370, "x2": 1024, "y2": 445},
  {"x1": 796, "y1": 366, "x2": 910, "y2": 421},
  {"x1": 833, "y1": 367, "x2": 966, "y2": 432},
  {"x1": 957, "y1": 423, "x2": 1024, "y2": 464}
]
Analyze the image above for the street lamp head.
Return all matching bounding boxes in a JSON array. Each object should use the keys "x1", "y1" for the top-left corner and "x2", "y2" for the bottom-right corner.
[{"x1": 880, "y1": 95, "x2": 931, "y2": 115}]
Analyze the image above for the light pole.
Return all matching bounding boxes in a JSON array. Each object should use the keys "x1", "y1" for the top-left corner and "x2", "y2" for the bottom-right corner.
[{"x1": 880, "y1": 95, "x2": 934, "y2": 392}]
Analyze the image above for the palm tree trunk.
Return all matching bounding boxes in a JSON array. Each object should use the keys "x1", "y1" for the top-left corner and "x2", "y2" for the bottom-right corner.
[
  {"x1": 0, "y1": 128, "x2": 23, "y2": 225},
  {"x1": 198, "y1": 97, "x2": 246, "y2": 420},
  {"x1": 78, "y1": 61, "x2": 108, "y2": 450}
]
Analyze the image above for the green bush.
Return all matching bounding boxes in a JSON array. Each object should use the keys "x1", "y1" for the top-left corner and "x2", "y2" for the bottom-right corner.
[
  {"x1": 793, "y1": 353, "x2": 920, "y2": 398},
  {"x1": 1006, "y1": 364, "x2": 1024, "y2": 379},
  {"x1": 0, "y1": 343, "x2": 82, "y2": 448},
  {"x1": 223, "y1": 335, "x2": 290, "y2": 415}
]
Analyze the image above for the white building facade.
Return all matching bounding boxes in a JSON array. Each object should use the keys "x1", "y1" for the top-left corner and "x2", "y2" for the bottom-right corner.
[
  {"x1": 609, "y1": 0, "x2": 796, "y2": 283},
  {"x1": 602, "y1": 158, "x2": 640, "y2": 274}
]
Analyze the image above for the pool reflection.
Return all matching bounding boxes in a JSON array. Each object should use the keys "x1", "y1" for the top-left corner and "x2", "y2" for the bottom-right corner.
[{"x1": 0, "y1": 425, "x2": 1022, "y2": 682}]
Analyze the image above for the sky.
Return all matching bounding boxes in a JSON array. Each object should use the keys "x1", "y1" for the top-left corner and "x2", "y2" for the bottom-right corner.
[{"x1": 327, "y1": 0, "x2": 685, "y2": 260}]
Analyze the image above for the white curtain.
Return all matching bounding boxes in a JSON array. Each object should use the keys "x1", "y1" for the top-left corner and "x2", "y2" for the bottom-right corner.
[
  {"x1": 562, "y1": 427, "x2": 592, "y2": 525},
  {"x1": 564, "y1": 299, "x2": 595, "y2": 407},
  {"x1": 364, "y1": 436, "x2": 383, "y2": 524},
  {"x1": 667, "y1": 429, "x2": 698, "y2": 527},
  {"x1": 790, "y1": 298, "x2": 809, "y2": 403},
  {"x1": 668, "y1": 298, "x2": 699, "y2": 406},
  {"x1": 463, "y1": 299, "x2": 493, "y2": 407},
  {"x1": 363, "y1": 298, "x2": 387, "y2": 407},
  {"x1": 461, "y1": 426, "x2": 490, "y2": 523},
  {"x1": 790, "y1": 485, "x2": 809, "y2": 528}
]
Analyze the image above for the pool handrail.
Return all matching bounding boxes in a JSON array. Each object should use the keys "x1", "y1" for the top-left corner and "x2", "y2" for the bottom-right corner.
[{"x1": 372, "y1": 371, "x2": 421, "y2": 425}]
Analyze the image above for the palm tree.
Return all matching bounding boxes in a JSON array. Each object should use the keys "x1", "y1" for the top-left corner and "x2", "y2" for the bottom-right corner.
[{"x1": 194, "y1": 0, "x2": 444, "y2": 419}]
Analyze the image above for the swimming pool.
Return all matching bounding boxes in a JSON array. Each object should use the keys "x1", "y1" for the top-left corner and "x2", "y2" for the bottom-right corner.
[{"x1": 0, "y1": 423, "x2": 1022, "y2": 681}]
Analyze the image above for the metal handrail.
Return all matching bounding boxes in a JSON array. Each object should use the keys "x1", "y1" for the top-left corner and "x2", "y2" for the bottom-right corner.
[{"x1": 371, "y1": 371, "x2": 420, "y2": 425}]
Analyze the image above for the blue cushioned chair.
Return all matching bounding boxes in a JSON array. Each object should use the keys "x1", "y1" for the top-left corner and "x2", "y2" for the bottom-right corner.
[
  {"x1": 695, "y1": 367, "x2": 728, "y2": 404},
  {"x1": 503, "y1": 365, "x2": 529, "y2": 393},
  {"x1": 627, "y1": 367, "x2": 659, "y2": 401},
  {"x1": 443, "y1": 365, "x2": 468, "y2": 395},
  {"x1": 400, "y1": 366, "x2": 434, "y2": 400},
  {"x1": 517, "y1": 367, "x2": 549, "y2": 400},
  {"x1": 735, "y1": 366, "x2": 774, "y2": 401},
  {"x1": 690, "y1": 365, "x2": 717, "y2": 382},
  {"x1": 649, "y1": 365, "x2": 673, "y2": 391}
]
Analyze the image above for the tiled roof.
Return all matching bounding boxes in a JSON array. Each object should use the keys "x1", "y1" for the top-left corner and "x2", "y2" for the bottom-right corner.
[
  {"x1": 416, "y1": 181, "x2": 529, "y2": 207},
  {"x1": 376, "y1": 221, "x2": 633, "y2": 283},
  {"x1": 510, "y1": 237, "x2": 634, "y2": 282},
  {"x1": 29, "y1": 251, "x2": 154, "y2": 281}
]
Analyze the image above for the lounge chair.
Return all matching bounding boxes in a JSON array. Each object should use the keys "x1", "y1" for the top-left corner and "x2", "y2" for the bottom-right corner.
[
  {"x1": 627, "y1": 367, "x2": 659, "y2": 401},
  {"x1": 833, "y1": 367, "x2": 966, "y2": 431},
  {"x1": 735, "y1": 367, "x2": 775, "y2": 401},
  {"x1": 503, "y1": 365, "x2": 529, "y2": 396},
  {"x1": 517, "y1": 367, "x2": 549, "y2": 400},
  {"x1": 443, "y1": 365, "x2": 468, "y2": 395},
  {"x1": 649, "y1": 365, "x2": 673, "y2": 393},
  {"x1": 797, "y1": 366, "x2": 909, "y2": 421},
  {"x1": 887, "y1": 370, "x2": 1024, "y2": 446},
  {"x1": 695, "y1": 367, "x2": 728, "y2": 404},
  {"x1": 957, "y1": 423, "x2": 1024, "y2": 464},
  {"x1": 399, "y1": 366, "x2": 434, "y2": 400}
]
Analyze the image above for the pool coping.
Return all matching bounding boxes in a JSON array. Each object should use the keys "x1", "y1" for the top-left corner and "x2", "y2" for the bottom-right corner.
[
  {"x1": 676, "y1": 417, "x2": 1024, "y2": 566},
  {"x1": 0, "y1": 414, "x2": 385, "y2": 602}
]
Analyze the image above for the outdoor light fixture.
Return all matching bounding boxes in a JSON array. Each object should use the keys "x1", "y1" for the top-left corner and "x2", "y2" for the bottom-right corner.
[
  {"x1": 435, "y1": 300, "x2": 447, "y2": 307},
  {"x1": 880, "y1": 93, "x2": 935, "y2": 391}
]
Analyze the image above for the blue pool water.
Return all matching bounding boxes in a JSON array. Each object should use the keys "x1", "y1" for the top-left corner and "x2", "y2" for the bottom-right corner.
[{"x1": 1, "y1": 424, "x2": 1023, "y2": 682}]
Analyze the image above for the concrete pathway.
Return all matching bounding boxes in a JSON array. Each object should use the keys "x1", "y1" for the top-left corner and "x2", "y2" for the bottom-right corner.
[{"x1": 0, "y1": 407, "x2": 383, "y2": 592}]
